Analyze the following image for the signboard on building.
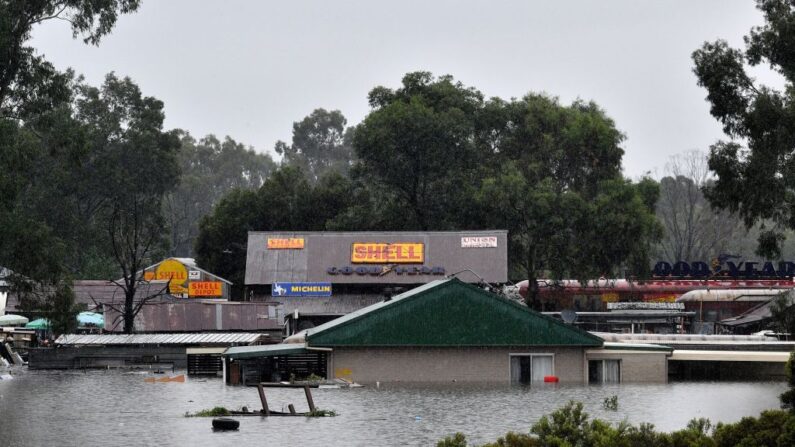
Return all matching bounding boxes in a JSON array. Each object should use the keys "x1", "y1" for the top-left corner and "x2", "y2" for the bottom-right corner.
[
  {"x1": 144, "y1": 259, "x2": 188, "y2": 294},
  {"x1": 267, "y1": 238, "x2": 305, "y2": 249},
  {"x1": 461, "y1": 236, "x2": 498, "y2": 248},
  {"x1": 188, "y1": 270, "x2": 201, "y2": 280},
  {"x1": 272, "y1": 282, "x2": 332, "y2": 297},
  {"x1": 189, "y1": 281, "x2": 223, "y2": 297},
  {"x1": 244, "y1": 231, "x2": 509, "y2": 285},
  {"x1": 351, "y1": 243, "x2": 424, "y2": 263}
]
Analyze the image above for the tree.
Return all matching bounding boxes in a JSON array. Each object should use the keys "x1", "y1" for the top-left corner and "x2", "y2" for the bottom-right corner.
[
  {"x1": 477, "y1": 95, "x2": 661, "y2": 308},
  {"x1": 1, "y1": 1, "x2": 139, "y2": 305},
  {"x1": 352, "y1": 72, "x2": 486, "y2": 231},
  {"x1": 164, "y1": 132, "x2": 276, "y2": 257},
  {"x1": 195, "y1": 166, "x2": 353, "y2": 298},
  {"x1": 73, "y1": 73, "x2": 180, "y2": 333},
  {"x1": 692, "y1": 0, "x2": 795, "y2": 258},
  {"x1": 1, "y1": 0, "x2": 140, "y2": 120},
  {"x1": 275, "y1": 108, "x2": 355, "y2": 183},
  {"x1": 655, "y1": 151, "x2": 746, "y2": 263}
]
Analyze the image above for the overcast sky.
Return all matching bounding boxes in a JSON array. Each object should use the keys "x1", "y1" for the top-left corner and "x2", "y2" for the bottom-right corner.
[{"x1": 30, "y1": 0, "x2": 780, "y2": 178}]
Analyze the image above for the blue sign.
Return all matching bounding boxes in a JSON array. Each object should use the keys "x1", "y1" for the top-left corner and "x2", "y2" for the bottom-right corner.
[{"x1": 272, "y1": 282, "x2": 332, "y2": 297}]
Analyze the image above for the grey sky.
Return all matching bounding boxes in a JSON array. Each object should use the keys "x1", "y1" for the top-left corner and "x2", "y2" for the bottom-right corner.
[{"x1": 31, "y1": 0, "x2": 778, "y2": 178}]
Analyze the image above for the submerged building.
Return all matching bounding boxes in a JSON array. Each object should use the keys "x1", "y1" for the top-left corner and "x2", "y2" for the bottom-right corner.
[{"x1": 225, "y1": 279, "x2": 671, "y2": 385}]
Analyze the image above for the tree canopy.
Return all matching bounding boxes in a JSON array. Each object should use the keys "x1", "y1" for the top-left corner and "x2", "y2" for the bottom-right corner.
[
  {"x1": 165, "y1": 132, "x2": 276, "y2": 257},
  {"x1": 693, "y1": 0, "x2": 795, "y2": 258},
  {"x1": 275, "y1": 108, "x2": 355, "y2": 183}
]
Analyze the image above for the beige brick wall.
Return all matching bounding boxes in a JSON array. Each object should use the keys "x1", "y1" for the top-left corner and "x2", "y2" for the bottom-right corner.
[
  {"x1": 586, "y1": 351, "x2": 669, "y2": 383},
  {"x1": 328, "y1": 346, "x2": 587, "y2": 384}
]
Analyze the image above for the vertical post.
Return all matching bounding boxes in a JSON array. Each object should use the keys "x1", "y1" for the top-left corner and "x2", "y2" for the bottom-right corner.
[
  {"x1": 258, "y1": 383, "x2": 270, "y2": 416},
  {"x1": 304, "y1": 385, "x2": 315, "y2": 413},
  {"x1": 288, "y1": 404, "x2": 296, "y2": 415}
]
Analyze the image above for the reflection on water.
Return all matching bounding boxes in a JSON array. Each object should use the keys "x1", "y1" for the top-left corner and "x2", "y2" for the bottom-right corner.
[{"x1": 0, "y1": 369, "x2": 787, "y2": 447}]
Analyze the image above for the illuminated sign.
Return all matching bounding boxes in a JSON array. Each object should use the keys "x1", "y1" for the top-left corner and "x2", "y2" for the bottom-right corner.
[
  {"x1": 327, "y1": 265, "x2": 445, "y2": 276},
  {"x1": 267, "y1": 238, "x2": 305, "y2": 249},
  {"x1": 461, "y1": 236, "x2": 497, "y2": 248},
  {"x1": 144, "y1": 259, "x2": 188, "y2": 294},
  {"x1": 351, "y1": 243, "x2": 424, "y2": 263},
  {"x1": 272, "y1": 282, "x2": 332, "y2": 297},
  {"x1": 189, "y1": 281, "x2": 223, "y2": 297}
]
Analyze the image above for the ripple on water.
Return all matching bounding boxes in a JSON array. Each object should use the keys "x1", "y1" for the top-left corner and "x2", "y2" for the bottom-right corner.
[{"x1": 0, "y1": 370, "x2": 787, "y2": 447}]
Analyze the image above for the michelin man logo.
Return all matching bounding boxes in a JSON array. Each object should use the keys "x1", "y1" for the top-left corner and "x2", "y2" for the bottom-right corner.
[{"x1": 272, "y1": 283, "x2": 286, "y2": 296}]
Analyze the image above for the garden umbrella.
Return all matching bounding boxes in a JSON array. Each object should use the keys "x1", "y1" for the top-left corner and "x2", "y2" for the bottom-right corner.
[
  {"x1": 77, "y1": 312, "x2": 104, "y2": 327},
  {"x1": 0, "y1": 314, "x2": 28, "y2": 326},
  {"x1": 25, "y1": 318, "x2": 50, "y2": 329}
]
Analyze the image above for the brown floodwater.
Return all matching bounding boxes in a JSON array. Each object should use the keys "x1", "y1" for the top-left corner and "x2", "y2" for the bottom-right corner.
[{"x1": 0, "y1": 368, "x2": 787, "y2": 446}]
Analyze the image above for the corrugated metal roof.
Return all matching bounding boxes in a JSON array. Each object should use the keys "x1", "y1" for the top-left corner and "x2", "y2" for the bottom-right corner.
[
  {"x1": 598, "y1": 342, "x2": 673, "y2": 352},
  {"x1": 224, "y1": 343, "x2": 309, "y2": 359},
  {"x1": 271, "y1": 294, "x2": 384, "y2": 319},
  {"x1": 305, "y1": 279, "x2": 603, "y2": 347},
  {"x1": 676, "y1": 289, "x2": 787, "y2": 302},
  {"x1": 55, "y1": 333, "x2": 263, "y2": 346},
  {"x1": 669, "y1": 350, "x2": 791, "y2": 362}
]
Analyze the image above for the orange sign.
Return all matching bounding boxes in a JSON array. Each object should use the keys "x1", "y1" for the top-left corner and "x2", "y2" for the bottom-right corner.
[
  {"x1": 643, "y1": 293, "x2": 678, "y2": 303},
  {"x1": 189, "y1": 281, "x2": 223, "y2": 297},
  {"x1": 267, "y1": 238, "x2": 305, "y2": 249},
  {"x1": 351, "y1": 243, "x2": 424, "y2": 263},
  {"x1": 601, "y1": 293, "x2": 620, "y2": 303}
]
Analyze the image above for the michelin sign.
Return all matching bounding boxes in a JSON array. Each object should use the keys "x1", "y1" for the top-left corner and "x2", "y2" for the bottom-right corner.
[{"x1": 272, "y1": 282, "x2": 332, "y2": 297}]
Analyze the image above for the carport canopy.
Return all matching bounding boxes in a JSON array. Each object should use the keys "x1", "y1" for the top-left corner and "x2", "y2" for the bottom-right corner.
[{"x1": 224, "y1": 343, "x2": 310, "y2": 360}]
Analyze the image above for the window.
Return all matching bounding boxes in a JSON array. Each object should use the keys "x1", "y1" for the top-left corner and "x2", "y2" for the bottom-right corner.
[
  {"x1": 510, "y1": 354, "x2": 554, "y2": 385},
  {"x1": 589, "y1": 359, "x2": 620, "y2": 384}
]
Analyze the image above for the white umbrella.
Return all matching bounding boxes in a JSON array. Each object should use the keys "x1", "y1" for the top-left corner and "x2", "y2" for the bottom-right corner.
[{"x1": 0, "y1": 314, "x2": 29, "y2": 326}]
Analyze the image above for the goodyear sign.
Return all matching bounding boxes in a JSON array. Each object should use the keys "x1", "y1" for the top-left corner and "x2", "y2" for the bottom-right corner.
[
  {"x1": 351, "y1": 243, "x2": 424, "y2": 263},
  {"x1": 272, "y1": 282, "x2": 332, "y2": 297},
  {"x1": 267, "y1": 238, "x2": 305, "y2": 249}
]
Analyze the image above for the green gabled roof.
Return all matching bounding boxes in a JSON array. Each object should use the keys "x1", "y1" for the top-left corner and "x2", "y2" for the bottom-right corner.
[{"x1": 305, "y1": 279, "x2": 603, "y2": 347}]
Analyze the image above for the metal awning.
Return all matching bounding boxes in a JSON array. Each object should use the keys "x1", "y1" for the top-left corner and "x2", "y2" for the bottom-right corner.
[
  {"x1": 224, "y1": 343, "x2": 311, "y2": 359},
  {"x1": 55, "y1": 333, "x2": 263, "y2": 346},
  {"x1": 669, "y1": 350, "x2": 791, "y2": 362},
  {"x1": 588, "y1": 341, "x2": 673, "y2": 354}
]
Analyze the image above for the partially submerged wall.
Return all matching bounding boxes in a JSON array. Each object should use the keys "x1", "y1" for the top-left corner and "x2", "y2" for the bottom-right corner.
[
  {"x1": 328, "y1": 346, "x2": 586, "y2": 384},
  {"x1": 28, "y1": 346, "x2": 187, "y2": 370}
]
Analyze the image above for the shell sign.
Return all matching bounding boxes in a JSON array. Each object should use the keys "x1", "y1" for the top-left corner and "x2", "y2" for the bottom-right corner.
[
  {"x1": 143, "y1": 259, "x2": 188, "y2": 294},
  {"x1": 189, "y1": 281, "x2": 223, "y2": 297},
  {"x1": 351, "y1": 243, "x2": 424, "y2": 263},
  {"x1": 267, "y1": 238, "x2": 305, "y2": 249}
]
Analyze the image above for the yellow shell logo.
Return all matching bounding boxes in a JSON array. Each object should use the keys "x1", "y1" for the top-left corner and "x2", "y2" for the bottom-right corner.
[{"x1": 154, "y1": 259, "x2": 188, "y2": 293}]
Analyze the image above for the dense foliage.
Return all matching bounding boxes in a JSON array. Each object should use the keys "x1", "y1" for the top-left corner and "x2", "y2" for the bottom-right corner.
[
  {"x1": 275, "y1": 108, "x2": 354, "y2": 183},
  {"x1": 437, "y1": 400, "x2": 795, "y2": 447},
  {"x1": 197, "y1": 73, "x2": 662, "y2": 306},
  {"x1": 692, "y1": 0, "x2": 795, "y2": 258}
]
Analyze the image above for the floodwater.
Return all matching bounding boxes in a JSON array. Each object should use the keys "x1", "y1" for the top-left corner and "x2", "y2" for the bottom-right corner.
[{"x1": 0, "y1": 369, "x2": 788, "y2": 447}]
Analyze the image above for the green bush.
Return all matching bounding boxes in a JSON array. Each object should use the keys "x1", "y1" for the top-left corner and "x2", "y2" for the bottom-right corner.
[{"x1": 438, "y1": 400, "x2": 795, "y2": 447}]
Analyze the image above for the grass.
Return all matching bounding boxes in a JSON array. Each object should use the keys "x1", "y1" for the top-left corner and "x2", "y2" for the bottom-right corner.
[
  {"x1": 306, "y1": 408, "x2": 337, "y2": 417},
  {"x1": 184, "y1": 406, "x2": 231, "y2": 417}
]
